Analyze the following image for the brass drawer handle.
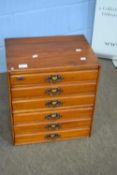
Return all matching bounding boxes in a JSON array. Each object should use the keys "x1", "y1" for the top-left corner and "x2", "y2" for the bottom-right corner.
[
  {"x1": 46, "y1": 123, "x2": 61, "y2": 130},
  {"x1": 45, "y1": 113, "x2": 62, "y2": 120},
  {"x1": 47, "y1": 75, "x2": 64, "y2": 83},
  {"x1": 16, "y1": 77, "x2": 25, "y2": 81},
  {"x1": 45, "y1": 133, "x2": 60, "y2": 140},
  {"x1": 45, "y1": 88, "x2": 63, "y2": 96},
  {"x1": 46, "y1": 100, "x2": 63, "y2": 107}
]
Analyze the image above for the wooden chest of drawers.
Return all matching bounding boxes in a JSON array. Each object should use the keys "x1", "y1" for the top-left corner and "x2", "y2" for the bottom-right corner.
[{"x1": 5, "y1": 35, "x2": 100, "y2": 145}]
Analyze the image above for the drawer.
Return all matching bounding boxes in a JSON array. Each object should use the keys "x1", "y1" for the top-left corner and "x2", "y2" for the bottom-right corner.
[
  {"x1": 13, "y1": 107, "x2": 93, "y2": 125},
  {"x1": 11, "y1": 81, "x2": 96, "y2": 98},
  {"x1": 15, "y1": 128, "x2": 90, "y2": 145},
  {"x1": 14, "y1": 119, "x2": 92, "y2": 135},
  {"x1": 10, "y1": 70, "x2": 98, "y2": 86},
  {"x1": 12, "y1": 94, "x2": 95, "y2": 113}
]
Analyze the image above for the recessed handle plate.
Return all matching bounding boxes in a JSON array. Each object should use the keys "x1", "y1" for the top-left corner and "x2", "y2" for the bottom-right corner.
[
  {"x1": 46, "y1": 100, "x2": 63, "y2": 107},
  {"x1": 45, "y1": 133, "x2": 60, "y2": 140},
  {"x1": 45, "y1": 113, "x2": 62, "y2": 120},
  {"x1": 45, "y1": 88, "x2": 63, "y2": 96},
  {"x1": 46, "y1": 75, "x2": 64, "y2": 83},
  {"x1": 45, "y1": 123, "x2": 61, "y2": 130}
]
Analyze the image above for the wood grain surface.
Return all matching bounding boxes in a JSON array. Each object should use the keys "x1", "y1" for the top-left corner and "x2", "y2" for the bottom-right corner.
[
  {"x1": 13, "y1": 106, "x2": 93, "y2": 125},
  {"x1": 5, "y1": 35, "x2": 100, "y2": 145},
  {"x1": 14, "y1": 119, "x2": 91, "y2": 135},
  {"x1": 11, "y1": 81, "x2": 96, "y2": 98},
  {"x1": 6, "y1": 35, "x2": 99, "y2": 72},
  {"x1": 12, "y1": 94, "x2": 95, "y2": 113},
  {"x1": 15, "y1": 128, "x2": 90, "y2": 145},
  {"x1": 10, "y1": 70, "x2": 98, "y2": 86}
]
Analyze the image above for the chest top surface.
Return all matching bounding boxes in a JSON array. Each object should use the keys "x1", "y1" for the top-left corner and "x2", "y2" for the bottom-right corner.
[{"x1": 5, "y1": 35, "x2": 99, "y2": 73}]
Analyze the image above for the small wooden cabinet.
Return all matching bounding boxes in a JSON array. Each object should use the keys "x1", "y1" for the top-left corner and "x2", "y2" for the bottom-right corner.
[{"x1": 5, "y1": 35, "x2": 100, "y2": 145}]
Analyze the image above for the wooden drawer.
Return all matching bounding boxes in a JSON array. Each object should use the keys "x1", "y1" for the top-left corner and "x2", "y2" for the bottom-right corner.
[
  {"x1": 15, "y1": 128, "x2": 90, "y2": 145},
  {"x1": 12, "y1": 94, "x2": 95, "y2": 113},
  {"x1": 10, "y1": 70, "x2": 98, "y2": 86},
  {"x1": 11, "y1": 81, "x2": 96, "y2": 98},
  {"x1": 14, "y1": 119, "x2": 91, "y2": 135},
  {"x1": 13, "y1": 107, "x2": 93, "y2": 125}
]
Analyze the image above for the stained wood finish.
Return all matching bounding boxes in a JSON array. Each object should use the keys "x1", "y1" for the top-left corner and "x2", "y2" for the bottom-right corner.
[
  {"x1": 6, "y1": 35, "x2": 99, "y2": 72},
  {"x1": 14, "y1": 119, "x2": 91, "y2": 135},
  {"x1": 11, "y1": 81, "x2": 96, "y2": 98},
  {"x1": 89, "y1": 66, "x2": 101, "y2": 136},
  {"x1": 13, "y1": 107, "x2": 93, "y2": 125},
  {"x1": 10, "y1": 70, "x2": 98, "y2": 86},
  {"x1": 5, "y1": 35, "x2": 100, "y2": 145},
  {"x1": 7, "y1": 73, "x2": 15, "y2": 144},
  {"x1": 12, "y1": 94, "x2": 95, "y2": 113},
  {"x1": 15, "y1": 128, "x2": 90, "y2": 145}
]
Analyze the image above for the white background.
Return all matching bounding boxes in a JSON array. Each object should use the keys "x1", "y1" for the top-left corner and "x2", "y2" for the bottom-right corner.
[{"x1": 92, "y1": 0, "x2": 117, "y2": 60}]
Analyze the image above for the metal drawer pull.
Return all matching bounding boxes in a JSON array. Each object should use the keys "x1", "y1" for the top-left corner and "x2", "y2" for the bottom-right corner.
[
  {"x1": 46, "y1": 100, "x2": 63, "y2": 107},
  {"x1": 47, "y1": 75, "x2": 64, "y2": 83},
  {"x1": 45, "y1": 133, "x2": 60, "y2": 140},
  {"x1": 16, "y1": 76, "x2": 25, "y2": 81},
  {"x1": 45, "y1": 88, "x2": 63, "y2": 96},
  {"x1": 46, "y1": 123, "x2": 61, "y2": 130},
  {"x1": 45, "y1": 113, "x2": 62, "y2": 120}
]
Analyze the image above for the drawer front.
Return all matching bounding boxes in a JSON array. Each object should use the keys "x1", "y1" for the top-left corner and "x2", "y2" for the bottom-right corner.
[
  {"x1": 13, "y1": 107, "x2": 93, "y2": 125},
  {"x1": 11, "y1": 82, "x2": 96, "y2": 99},
  {"x1": 12, "y1": 94, "x2": 95, "y2": 113},
  {"x1": 10, "y1": 70, "x2": 98, "y2": 86},
  {"x1": 15, "y1": 128, "x2": 90, "y2": 145},
  {"x1": 14, "y1": 119, "x2": 91, "y2": 135}
]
